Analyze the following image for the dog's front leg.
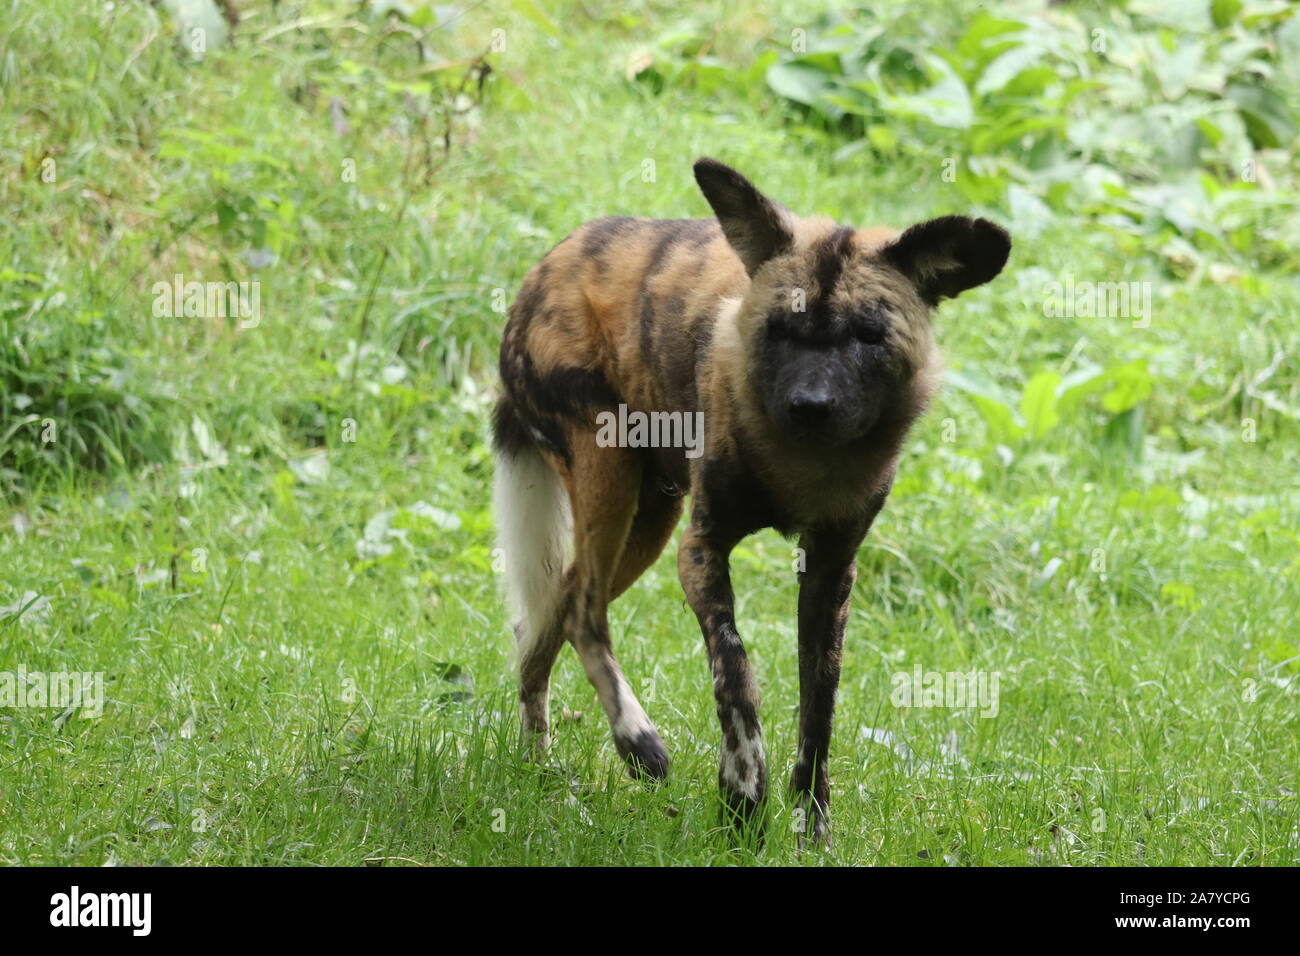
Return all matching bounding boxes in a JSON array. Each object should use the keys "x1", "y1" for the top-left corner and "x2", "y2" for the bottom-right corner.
[
  {"x1": 791, "y1": 508, "x2": 878, "y2": 848},
  {"x1": 677, "y1": 520, "x2": 766, "y2": 831}
]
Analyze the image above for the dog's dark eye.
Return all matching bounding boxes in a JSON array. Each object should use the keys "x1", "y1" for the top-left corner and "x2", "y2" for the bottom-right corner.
[{"x1": 846, "y1": 308, "x2": 888, "y2": 345}]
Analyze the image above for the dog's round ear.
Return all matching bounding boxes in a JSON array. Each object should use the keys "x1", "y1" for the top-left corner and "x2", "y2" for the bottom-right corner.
[
  {"x1": 693, "y1": 158, "x2": 795, "y2": 277},
  {"x1": 882, "y1": 216, "x2": 1011, "y2": 306}
]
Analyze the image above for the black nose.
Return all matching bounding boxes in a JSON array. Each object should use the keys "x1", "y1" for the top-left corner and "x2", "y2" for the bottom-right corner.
[{"x1": 787, "y1": 388, "x2": 836, "y2": 422}]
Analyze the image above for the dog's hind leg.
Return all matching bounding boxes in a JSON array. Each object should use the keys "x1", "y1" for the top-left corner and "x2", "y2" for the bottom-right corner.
[{"x1": 558, "y1": 433, "x2": 670, "y2": 779}]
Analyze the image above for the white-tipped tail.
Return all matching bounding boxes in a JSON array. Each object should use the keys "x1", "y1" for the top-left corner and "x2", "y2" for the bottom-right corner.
[{"x1": 493, "y1": 443, "x2": 571, "y2": 658}]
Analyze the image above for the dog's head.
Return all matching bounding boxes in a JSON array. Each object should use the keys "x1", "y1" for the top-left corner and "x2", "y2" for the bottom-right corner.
[{"x1": 695, "y1": 158, "x2": 1011, "y2": 449}]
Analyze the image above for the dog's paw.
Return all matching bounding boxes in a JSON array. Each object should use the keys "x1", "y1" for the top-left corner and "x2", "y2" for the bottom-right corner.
[{"x1": 616, "y1": 728, "x2": 670, "y2": 781}]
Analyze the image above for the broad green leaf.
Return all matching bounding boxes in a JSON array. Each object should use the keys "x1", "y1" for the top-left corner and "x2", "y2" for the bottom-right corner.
[
  {"x1": 955, "y1": 13, "x2": 1028, "y2": 70},
  {"x1": 945, "y1": 368, "x2": 1024, "y2": 442},
  {"x1": 787, "y1": 51, "x2": 844, "y2": 74},
  {"x1": 880, "y1": 55, "x2": 973, "y2": 129},
  {"x1": 766, "y1": 63, "x2": 831, "y2": 107},
  {"x1": 975, "y1": 44, "x2": 1042, "y2": 96},
  {"x1": 1102, "y1": 361, "x2": 1154, "y2": 414},
  {"x1": 1020, "y1": 371, "x2": 1062, "y2": 439},
  {"x1": 1225, "y1": 81, "x2": 1297, "y2": 149},
  {"x1": 1212, "y1": 0, "x2": 1243, "y2": 28}
]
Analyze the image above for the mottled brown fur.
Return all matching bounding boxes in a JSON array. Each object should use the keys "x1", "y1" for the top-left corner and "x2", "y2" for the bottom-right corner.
[{"x1": 494, "y1": 158, "x2": 1011, "y2": 841}]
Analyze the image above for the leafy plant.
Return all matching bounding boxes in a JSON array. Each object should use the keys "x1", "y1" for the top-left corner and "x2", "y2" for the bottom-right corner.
[
  {"x1": 760, "y1": 1, "x2": 1300, "y2": 269},
  {"x1": 947, "y1": 359, "x2": 1155, "y2": 452}
]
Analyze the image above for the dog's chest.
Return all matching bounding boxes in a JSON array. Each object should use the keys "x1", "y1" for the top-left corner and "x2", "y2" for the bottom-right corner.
[{"x1": 695, "y1": 439, "x2": 897, "y2": 537}]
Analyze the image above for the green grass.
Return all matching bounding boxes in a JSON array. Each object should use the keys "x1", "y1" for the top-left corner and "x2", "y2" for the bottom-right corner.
[{"x1": 0, "y1": 0, "x2": 1297, "y2": 865}]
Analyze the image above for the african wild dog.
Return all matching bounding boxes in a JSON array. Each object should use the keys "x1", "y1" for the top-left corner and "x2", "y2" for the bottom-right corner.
[{"x1": 493, "y1": 159, "x2": 1010, "y2": 842}]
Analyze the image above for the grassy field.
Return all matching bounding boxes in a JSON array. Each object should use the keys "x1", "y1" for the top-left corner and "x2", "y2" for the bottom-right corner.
[{"x1": 1, "y1": 0, "x2": 1297, "y2": 865}]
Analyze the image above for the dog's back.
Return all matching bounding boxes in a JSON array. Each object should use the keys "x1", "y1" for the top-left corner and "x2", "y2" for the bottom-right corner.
[{"x1": 496, "y1": 216, "x2": 742, "y2": 458}]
